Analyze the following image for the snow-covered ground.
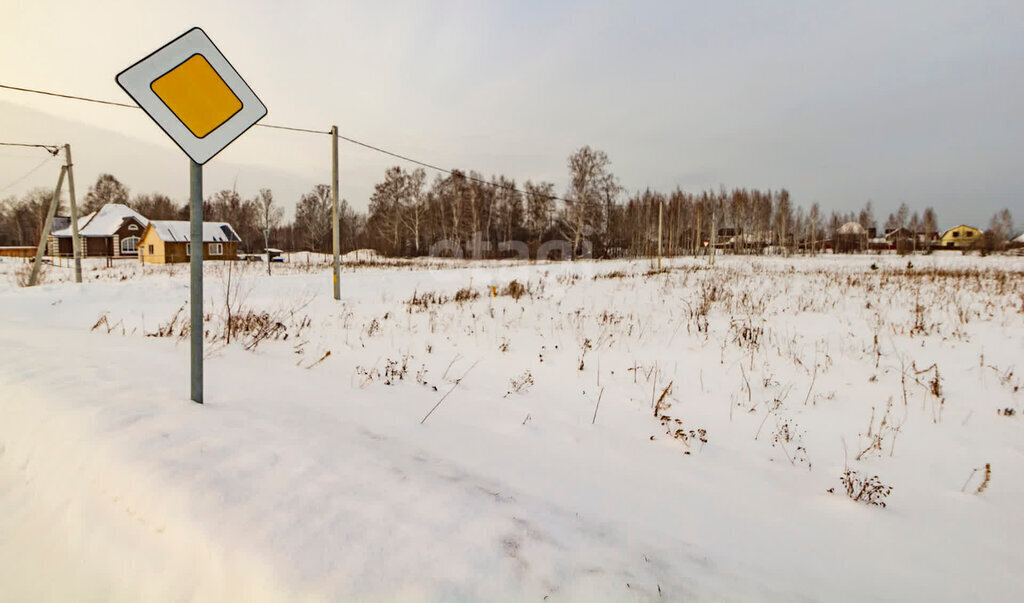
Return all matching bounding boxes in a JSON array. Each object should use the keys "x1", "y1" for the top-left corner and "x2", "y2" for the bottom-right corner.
[{"x1": 1, "y1": 253, "x2": 1022, "y2": 601}]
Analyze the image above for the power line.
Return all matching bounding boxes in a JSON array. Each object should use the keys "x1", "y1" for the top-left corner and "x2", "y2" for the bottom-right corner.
[
  {"x1": 0, "y1": 82, "x2": 573, "y2": 204},
  {"x1": 256, "y1": 123, "x2": 330, "y2": 135},
  {"x1": 0, "y1": 84, "x2": 138, "y2": 109},
  {"x1": 0, "y1": 155, "x2": 58, "y2": 193},
  {"x1": 334, "y1": 133, "x2": 569, "y2": 203},
  {"x1": 0, "y1": 83, "x2": 314, "y2": 132}
]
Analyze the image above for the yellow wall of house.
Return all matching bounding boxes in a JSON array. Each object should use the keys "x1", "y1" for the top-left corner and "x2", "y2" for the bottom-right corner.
[
  {"x1": 138, "y1": 227, "x2": 238, "y2": 263},
  {"x1": 940, "y1": 225, "x2": 981, "y2": 249},
  {"x1": 138, "y1": 227, "x2": 168, "y2": 264}
]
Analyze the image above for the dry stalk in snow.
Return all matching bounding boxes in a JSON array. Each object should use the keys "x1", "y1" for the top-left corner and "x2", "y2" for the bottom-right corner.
[{"x1": 421, "y1": 359, "x2": 481, "y2": 424}]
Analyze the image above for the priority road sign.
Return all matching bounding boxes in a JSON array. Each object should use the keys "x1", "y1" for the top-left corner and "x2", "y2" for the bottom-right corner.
[
  {"x1": 116, "y1": 27, "x2": 267, "y2": 404},
  {"x1": 116, "y1": 27, "x2": 266, "y2": 165}
]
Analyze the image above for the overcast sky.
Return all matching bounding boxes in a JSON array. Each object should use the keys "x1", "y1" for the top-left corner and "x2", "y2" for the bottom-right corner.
[{"x1": 2, "y1": 0, "x2": 1021, "y2": 227}]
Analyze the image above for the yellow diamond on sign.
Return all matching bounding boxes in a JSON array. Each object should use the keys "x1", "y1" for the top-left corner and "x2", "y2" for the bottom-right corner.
[{"x1": 151, "y1": 54, "x2": 243, "y2": 139}]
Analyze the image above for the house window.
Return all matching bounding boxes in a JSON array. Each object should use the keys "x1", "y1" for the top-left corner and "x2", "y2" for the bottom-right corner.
[
  {"x1": 148, "y1": 244, "x2": 154, "y2": 254},
  {"x1": 186, "y1": 243, "x2": 190, "y2": 256},
  {"x1": 953, "y1": 231, "x2": 960, "y2": 238},
  {"x1": 966, "y1": 231, "x2": 973, "y2": 237},
  {"x1": 121, "y1": 236, "x2": 140, "y2": 254},
  {"x1": 210, "y1": 243, "x2": 223, "y2": 256},
  {"x1": 128, "y1": 224, "x2": 139, "y2": 231}
]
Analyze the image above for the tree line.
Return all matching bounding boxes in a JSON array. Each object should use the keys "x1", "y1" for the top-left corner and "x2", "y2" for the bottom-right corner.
[{"x1": 1, "y1": 146, "x2": 1016, "y2": 256}]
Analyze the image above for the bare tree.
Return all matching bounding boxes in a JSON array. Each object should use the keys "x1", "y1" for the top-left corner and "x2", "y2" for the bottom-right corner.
[
  {"x1": 989, "y1": 208, "x2": 1014, "y2": 251},
  {"x1": 525, "y1": 180, "x2": 556, "y2": 239},
  {"x1": 254, "y1": 188, "x2": 282, "y2": 271},
  {"x1": 368, "y1": 167, "x2": 406, "y2": 255},
  {"x1": 0, "y1": 187, "x2": 63, "y2": 246},
  {"x1": 858, "y1": 201, "x2": 876, "y2": 236},
  {"x1": 808, "y1": 202, "x2": 820, "y2": 255},
  {"x1": 256, "y1": 188, "x2": 282, "y2": 238},
  {"x1": 400, "y1": 168, "x2": 428, "y2": 254},
  {"x1": 295, "y1": 184, "x2": 332, "y2": 253},
  {"x1": 774, "y1": 189, "x2": 793, "y2": 254},
  {"x1": 922, "y1": 207, "x2": 937, "y2": 251},
  {"x1": 131, "y1": 193, "x2": 180, "y2": 220},
  {"x1": 491, "y1": 175, "x2": 524, "y2": 249},
  {"x1": 207, "y1": 188, "x2": 259, "y2": 251},
  {"x1": 561, "y1": 146, "x2": 616, "y2": 259},
  {"x1": 83, "y1": 174, "x2": 129, "y2": 214},
  {"x1": 895, "y1": 203, "x2": 909, "y2": 230}
]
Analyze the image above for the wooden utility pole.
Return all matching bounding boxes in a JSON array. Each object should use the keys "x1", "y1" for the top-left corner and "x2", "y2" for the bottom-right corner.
[
  {"x1": 331, "y1": 125, "x2": 340, "y2": 300},
  {"x1": 263, "y1": 228, "x2": 271, "y2": 276},
  {"x1": 694, "y1": 205, "x2": 702, "y2": 258},
  {"x1": 657, "y1": 200, "x2": 663, "y2": 269},
  {"x1": 28, "y1": 166, "x2": 66, "y2": 286},
  {"x1": 64, "y1": 144, "x2": 82, "y2": 283},
  {"x1": 710, "y1": 210, "x2": 717, "y2": 266}
]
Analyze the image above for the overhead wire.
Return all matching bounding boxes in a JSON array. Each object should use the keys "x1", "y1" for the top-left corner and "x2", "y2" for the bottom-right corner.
[
  {"x1": 255, "y1": 123, "x2": 330, "y2": 135},
  {"x1": 0, "y1": 155, "x2": 58, "y2": 193},
  {"x1": 0, "y1": 82, "x2": 573, "y2": 204},
  {"x1": 0, "y1": 84, "x2": 138, "y2": 109}
]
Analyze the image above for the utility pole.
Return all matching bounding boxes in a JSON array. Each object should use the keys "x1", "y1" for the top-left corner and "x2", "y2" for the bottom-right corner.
[
  {"x1": 331, "y1": 125, "x2": 340, "y2": 300},
  {"x1": 657, "y1": 200, "x2": 663, "y2": 269},
  {"x1": 190, "y1": 160, "x2": 203, "y2": 404},
  {"x1": 263, "y1": 228, "x2": 271, "y2": 276},
  {"x1": 710, "y1": 210, "x2": 717, "y2": 266},
  {"x1": 28, "y1": 165, "x2": 66, "y2": 286},
  {"x1": 64, "y1": 144, "x2": 82, "y2": 283},
  {"x1": 694, "y1": 205, "x2": 702, "y2": 258}
]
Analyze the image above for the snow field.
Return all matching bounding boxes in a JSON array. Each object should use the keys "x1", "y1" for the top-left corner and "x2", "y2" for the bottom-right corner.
[{"x1": 1, "y1": 253, "x2": 1022, "y2": 600}]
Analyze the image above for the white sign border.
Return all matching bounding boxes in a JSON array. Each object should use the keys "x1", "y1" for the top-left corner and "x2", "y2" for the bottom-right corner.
[{"x1": 116, "y1": 27, "x2": 267, "y2": 165}]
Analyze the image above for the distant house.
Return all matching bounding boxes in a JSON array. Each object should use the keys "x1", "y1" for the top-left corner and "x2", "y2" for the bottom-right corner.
[
  {"x1": 138, "y1": 220, "x2": 241, "y2": 264},
  {"x1": 940, "y1": 225, "x2": 981, "y2": 249},
  {"x1": 1011, "y1": 232, "x2": 1024, "y2": 249},
  {"x1": 884, "y1": 227, "x2": 916, "y2": 253},
  {"x1": 835, "y1": 222, "x2": 868, "y2": 253},
  {"x1": 884, "y1": 227, "x2": 913, "y2": 242},
  {"x1": 716, "y1": 227, "x2": 740, "y2": 241},
  {"x1": 49, "y1": 203, "x2": 149, "y2": 258}
]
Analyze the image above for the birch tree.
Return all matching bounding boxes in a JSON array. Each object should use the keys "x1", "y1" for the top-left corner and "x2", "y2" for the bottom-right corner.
[{"x1": 561, "y1": 146, "x2": 616, "y2": 259}]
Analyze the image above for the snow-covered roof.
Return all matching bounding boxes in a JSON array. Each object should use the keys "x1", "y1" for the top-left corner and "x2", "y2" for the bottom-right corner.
[
  {"x1": 1012, "y1": 232, "x2": 1024, "y2": 243},
  {"x1": 49, "y1": 216, "x2": 72, "y2": 233},
  {"x1": 837, "y1": 222, "x2": 866, "y2": 235},
  {"x1": 52, "y1": 211, "x2": 94, "y2": 237},
  {"x1": 147, "y1": 220, "x2": 241, "y2": 244},
  {"x1": 52, "y1": 204, "x2": 147, "y2": 237}
]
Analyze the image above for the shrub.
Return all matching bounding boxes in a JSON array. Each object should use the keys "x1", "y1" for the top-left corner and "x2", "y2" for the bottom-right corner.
[
  {"x1": 830, "y1": 469, "x2": 893, "y2": 507},
  {"x1": 500, "y1": 279, "x2": 530, "y2": 300}
]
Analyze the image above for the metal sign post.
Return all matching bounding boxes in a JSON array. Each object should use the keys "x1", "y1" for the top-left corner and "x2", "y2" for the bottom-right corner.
[
  {"x1": 190, "y1": 160, "x2": 204, "y2": 403},
  {"x1": 116, "y1": 27, "x2": 266, "y2": 404}
]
